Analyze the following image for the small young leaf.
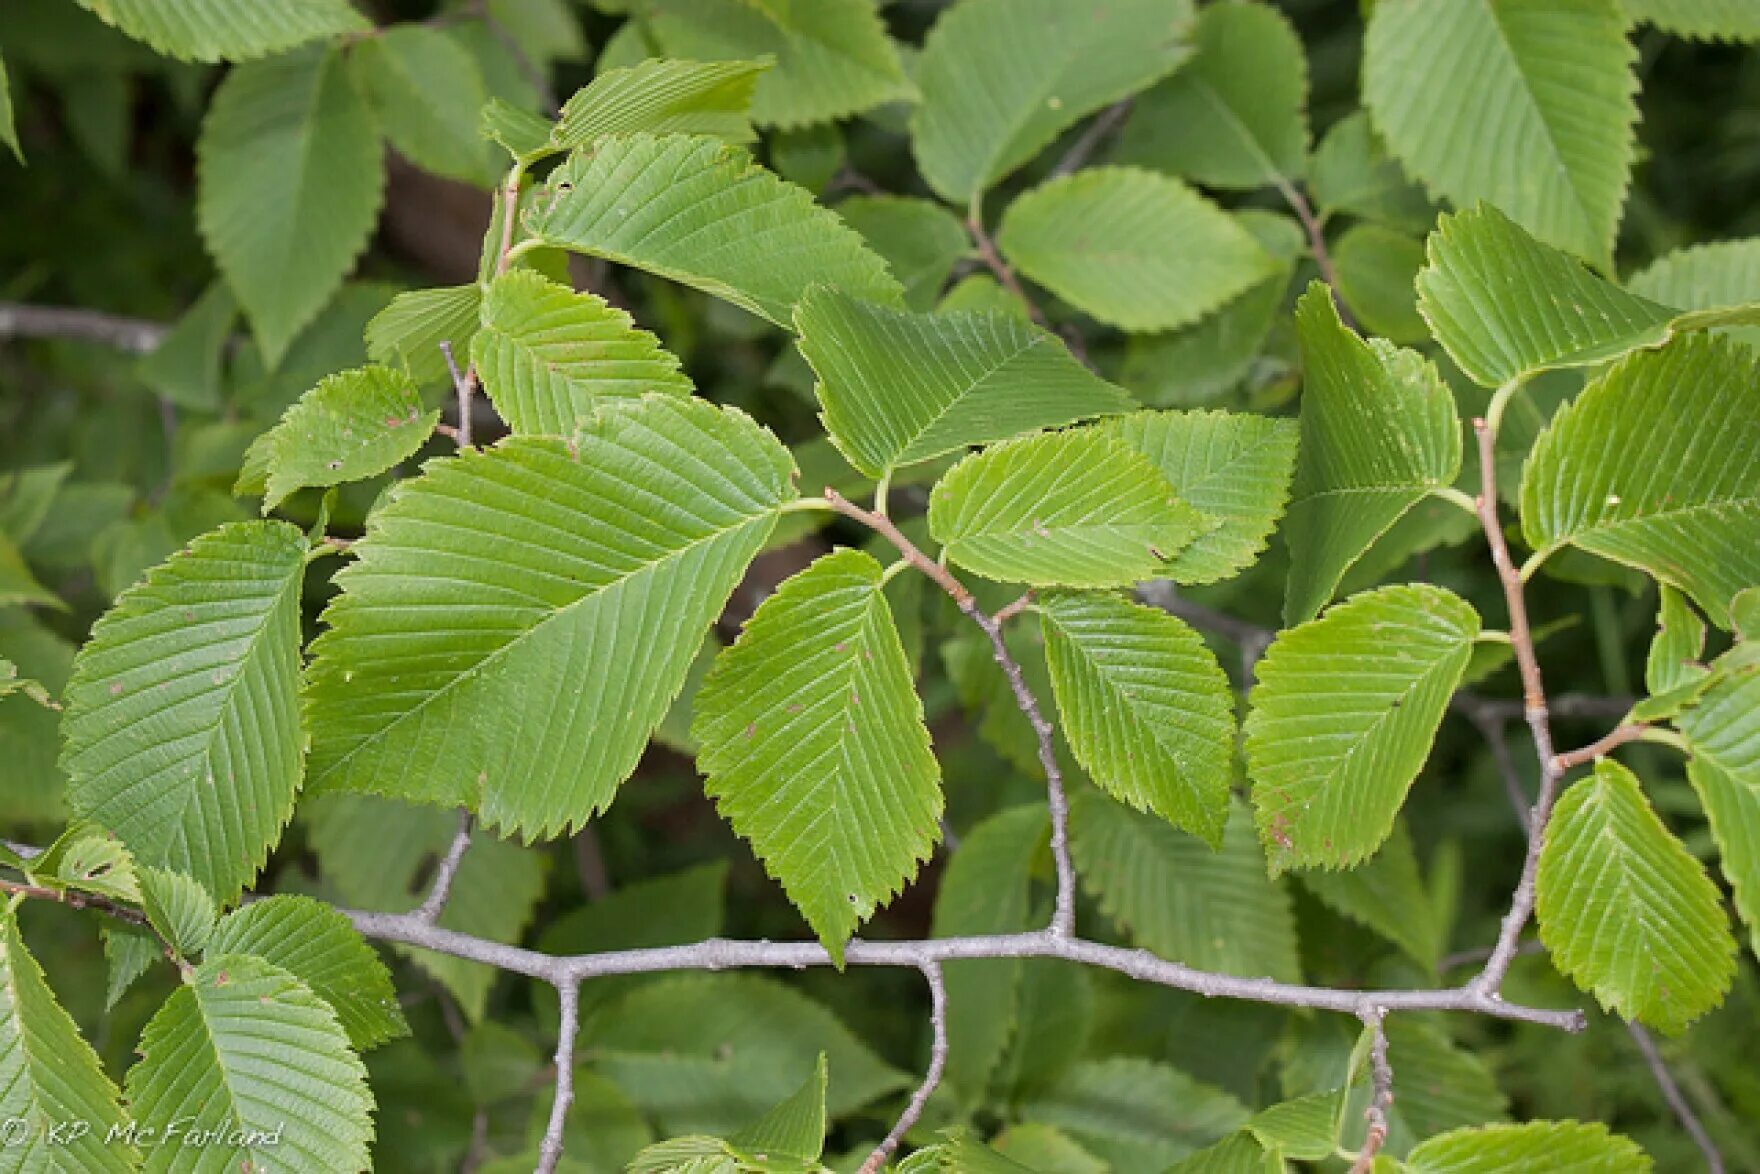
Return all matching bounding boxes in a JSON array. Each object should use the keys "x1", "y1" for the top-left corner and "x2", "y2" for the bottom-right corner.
[
  {"x1": 1405, "y1": 1121, "x2": 1651, "y2": 1173},
  {"x1": 1537, "y1": 759, "x2": 1737, "y2": 1033},
  {"x1": 1645, "y1": 586, "x2": 1708, "y2": 695},
  {"x1": 47, "y1": 830, "x2": 141, "y2": 903},
  {"x1": 928, "y1": 431, "x2": 1206, "y2": 588},
  {"x1": 726, "y1": 1052, "x2": 827, "y2": 1161},
  {"x1": 552, "y1": 56, "x2": 768, "y2": 152},
  {"x1": 997, "y1": 168, "x2": 1278, "y2": 333},
  {"x1": 1308, "y1": 111, "x2": 1433, "y2": 234},
  {"x1": 693, "y1": 549, "x2": 942, "y2": 963},
  {"x1": 795, "y1": 287, "x2": 1135, "y2": 479},
  {"x1": 1246, "y1": 584, "x2": 1480, "y2": 874},
  {"x1": 138, "y1": 865, "x2": 217, "y2": 958}
]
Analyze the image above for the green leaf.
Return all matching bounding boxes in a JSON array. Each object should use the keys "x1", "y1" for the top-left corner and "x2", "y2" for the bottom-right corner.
[
  {"x1": 638, "y1": 0, "x2": 910, "y2": 129},
  {"x1": 473, "y1": 269, "x2": 692, "y2": 435},
  {"x1": 1381, "y1": 1016, "x2": 1509, "y2": 1148},
  {"x1": 62, "y1": 520, "x2": 307, "y2": 902},
  {"x1": 552, "y1": 56, "x2": 767, "y2": 153},
  {"x1": 480, "y1": 98, "x2": 553, "y2": 162},
  {"x1": 1019, "y1": 1058, "x2": 1248, "y2": 1170},
  {"x1": 1070, "y1": 791, "x2": 1301, "y2": 982},
  {"x1": 1404, "y1": 1121, "x2": 1651, "y2": 1173},
  {"x1": 795, "y1": 288, "x2": 1135, "y2": 479},
  {"x1": 1645, "y1": 586, "x2": 1708, "y2": 695},
  {"x1": 1627, "y1": 237, "x2": 1760, "y2": 350},
  {"x1": 138, "y1": 866, "x2": 216, "y2": 958},
  {"x1": 530, "y1": 133, "x2": 899, "y2": 328},
  {"x1": 910, "y1": 0, "x2": 1193, "y2": 204},
  {"x1": 1623, "y1": 0, "x2": 1760, "y2": 40},
  {"x1": 1248, "y1": 1092, "x2": 1341, "y2": 1161},
  {"x1": 1333, "y1": 224, "x2": 1429, "y2": 344},
  {"x1": 45, "y1": 828, "x2": 142, "y2": 903},
  {"x1": 0, "y1": 52, "x2": 19, "y2": 163},
  {"x1": 1114, "y1": 0, "x2": 1308, "y2": 190},
  {"x1": 1363, "y1": 0, "x2": 1638, "y2": 264},
  {"x1": 1678, "y1": 664, "x2": 1760, "y2": 959},
  {"x1": 928, "y1": 431, "x2": 1206, "y2": 588},
  {"x1": 73, "y1": 0, "x2": 366, "y2": 62},
  {"x1": 1041, "y1": 591, "x2": 1235, "y2": 841},
  {"x1": 104, "y1": 924, "x2": 161, "y2": 1010},
  {"x1": 1309, "y1": 111, "x2": 1434, "y2": 234},
  {"x1": 208, "y1": 895, "x2": 409, "y2": 1051},
  {"x1": 307, "y1": 398, "x2": 792, "y2": 837},
  {"x1": 835, "y1": 196, "x2": 970, "y2": 311},
  {"x1": 126, "y1": 954, "x2": 375, "y2": 1173},
  {"x1": 239, "y1": 365, "x2": 438, "y2": 510},
  {"x1": 1164, "y1": 1133, "x2": 1278, "y2": 1174},
  {"x1": 900, "y1": 1131, "x2": 1040, "y2": 1174},
  {"x1": 1537, "y1": 758, "x2": 1736, "y2": 1033},
  {"x1": 997, "y1": 168, "x2": 1277, "y2": 332},
  {"x1": 1285, "y1": 284, "x2": 1463, "y2": 623},
  {"x1": 1298, "y1": 818, "x2": 1441, "y2": 969},
  {"x1": 1098, "y1": 410, "x2": 1299, "y2": 585},
  {"x1": 138, "y1": 282, "x2": 239, "y2": 412},
  {"x1": 197, "y1": 46, "x2": 385, "y2": 367},
  {"x1": 727, "y1": 1052, "x2": 827, "y2": 1161},
  {"x1": 351, "y1": 25, "x2": 495, "y2": 186},
  {"x1": 365, "y1": 284, "x2": 484, "y2": 387},
  {"x1": 694, "y1": 549, "x2": 941, "y2": 962},
  {"x1": 1415, "y1": 205, "x2": 1759, "y2": 387},
  {"x1": 1246, "y1": 584, "x2": 1481, "y2": 874},
  {"x1": 991, "y1": 1123, "x2": 1108, "y2": 1173},
  {"x1": 1519, "y1": 334, "x2": 1760, "y2": 627},
  {"x1": 0, "y1": 533, "x2": 59, "y2": 609},
  {"x1": 0, "y1": 910, "x2": 133, "y2": 1172}
]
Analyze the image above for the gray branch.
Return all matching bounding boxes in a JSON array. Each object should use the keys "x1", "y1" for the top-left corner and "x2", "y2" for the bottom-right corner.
[
  {"x1": 411, "y1": 809, "x2": 475, "y2": 924},
  {"x1": 0, "y1": 303, "x2": 169, "y2": 354},
  {"x1": 860, "y1": 963, "x2": 948, "y2": 1174},
  {"x1": 1350, "y1": 1008, "x2": 1395, "y2": 1173},
  {"x1": 1626, "y1": 1022, "x2": 1724, "y2": 1174},
  {"x1": 536, "y1": 980, "x2": 581, "y2": 1174}
]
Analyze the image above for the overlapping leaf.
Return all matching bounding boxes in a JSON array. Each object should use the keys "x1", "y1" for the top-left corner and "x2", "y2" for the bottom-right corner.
[
  {"x1": 74, "y1": 0, "x2": 366, "y2": 62},
  {"x1": 1624, "y1": 0, "x2": 1760, "y2": 40},
  {"x1": 529, "y1": 133, "x2": 899, "y2": 327},
  {"x1": 1537, "y1": 759, "x2": 1736, "y2": 1032},
  {"x1": 552, "y1": 57, "x2": 768, "y2": 153},
  {"x1": 911, "y1": 0, "x2": 1193, "y2": 204},
  {"x1": 694, "y1": 549, "x2": 940, "y2": 962},
  {"x1": 1070, "y1": 791, "x2": 1300, "y2": 981},
  {"x1": 1309, "y1": 111, "x2": 1434, "y2": 233},
  {"x1": 1246, "y1": 584, "x2": 1480, "y2": 874},
  {"x1": 126, "y1": 954, "x2": 375, "y2": 1173},
  {"x1": 1285, "y1": 284, "x2": 1462, "y2": 623},
  {"x1": 1100, "y1": 410, "x2": 1298, "y2": 585},
  {"x1": 472, "y1": 270, "x2": 692, "y2": 435},
  {"x1": 997, "y1": 168, "x2": 1277, "y2": 332},
  {"x1": 928, "y1": 431, "x2": 1206, "y2": 588},
  {"x1": 1363, "y1": 0, "x2": 1638, "y2": 264},
  {"x1": 138, "y1": 866, "x2": 216, "y2": 958},
  {"x1": 795, "y1": 288, "x2": 1135, "y2": 479},
  {"x1": 306, "y1": 397, "x2": 794, "y2": 838},
  {"x1": 1298, "y1": 818, "x2": 1441, "y2": 969},
  {"x1": 365, "y1": 284, "x2": 483, "y2": 386},
  {"x1": 62, "y1": 520, "x2": 307, "y2": 902},
  {"x1": 1677, "y1": 663, "x2": 1760, "y2": 958},
  {"x1": 1627, "y1": 237, "x2": 1760, "y2": 349},
  {"x1": 1041, "y1": 592, "x2": 1235, "y2": 841},
  {"x1": 1520, "y1": 334, "x2": 1760, "y2": 627},
  {"x1": 353, "y1": 26, "x2": 494, "y2": 187},
  {"x1": 197, "y1": 46, "x2": 385, "y2": 367},
  {"x1": 1405, "y1": 1121, "x2": 1651, "y2": 1173},
  {"x1": 1019, "y1": 1058, "x2": 1247, "y2": 1170},
  {"x1": 834, "y1": 196, "x2": 970, "y2": 310}
]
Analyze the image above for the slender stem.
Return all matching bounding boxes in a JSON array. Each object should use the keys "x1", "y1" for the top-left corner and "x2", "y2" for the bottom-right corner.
[
  {"x1": 0, "y1": 303, "x2": 169, "y2": 353},
  {"x1": 439, "y1": 342, "x2": 477, "y2": 450},
  {"x1": 1349, "y1": 1009, "x2": 1394, "y2": 1174},
  {"x1": 495, "y1": 166, "x2": 524, "y2": 276},
  {"x1": 1051, "y1": 100, "x2": 1133, "y2": 177},
  {"x1": 1276, "y1": 180, "x2": 1352, "y2": 328},
  {"x1": 993, "y1": 591, "x2": 1034, "y2": 626},
  {"x1": 859, "y1": 963, "x2": 949, "y2": 1174},
  {"x1": 966, "y1": 200, "x2": 1050, "y2": 330},
  {"x1": 1551, "y1": 724, "x2": 1649, "y2": 773},
  {"x1": 536, "y1": 980, "x2": 580, "y2": 1174},
  {"x1": 1626, "y1": 1022, "x2": 1725, "y2": 1174},
  {"x1": 412, "y1": 810, "x2": 475, "y2": 923},
  {"x1": 1434, "y1": 485, "x2": 1481, "y2": 516},
  {"x1": 0, "y1": 878, "x2": 152, "y2": 929}
]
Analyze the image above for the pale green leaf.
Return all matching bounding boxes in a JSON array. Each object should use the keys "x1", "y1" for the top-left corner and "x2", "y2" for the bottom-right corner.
[
  {"x1": 1099, "y1": 410, "x2": 1299, "y2": 585},
  {"x1": 104, "y1": 924, "x2": 160, "y2": 1011},
  {"x1": 1285, "y1": 283, "x2": 1463, "y2": 623},
  {"x1": 639, "y1": 0, "x2": 910, "y2": 129},
  {"x1": 1645, "y1": 586, "x2": 1707, "y2": 695},
  {"x1": 997, "y1": 168, "x2": 1277, "y2": 332},
  {"x1": 307, "y1": 398, "x2": 792, "y2": 838},
  {"x1": 138, "y1": 866, "x2": 216, "y2": 958},
  {"x1": 1019, "y1": 1058, "x2": 1247, "y2": 1170},
  {"x1": 240, "y1": 365, "x2": 438, "y2": 510},
  {"x1": 126, "y1": 954, "x2": 375, "y2": 1174},
  {"x1": 197, "y1": 47, "x2": 385, "y2": 367},
  {"x1": 834, "y1": 196, "x2": 970, "y2": 311},
  {"x1": 481, "y1": 98, "x2": 553, "y2": 162},
  {"x1": 352, "y1": 26, "x2": 495, "y2": 186},
  {"x1": 208, "y1": 894, "x2": 409, "y2": 1051},
  {"x1": 795, "y1": 287, "x2": 1135, "y2": 479},
  {"x1": 1404, "y1": 1121, "x2": 1651, "y2": 1173},
  {"x1": 1248, "y1": 1091, "x2": 1341, "y2": 1160},
  {"x1": 991, "y1": 1123, "x2": 1108, "y2": 1173},
  {"x1": 1537, "y1": 758, "x2": 1736, "y2": 1033},
  {"x1": 1415, "y1": 205, "x2": 1760, "y2": 387},
  {"x1": 1678, "y1": 663, "x2": 1760, "y2": 959},
  {"x1": 1363, "y1": 0, "x2": 1638, "y2": 264},
  {"x1": 0, "y1": 910, "x2": 133, "y2": 1172},
  {"x1": 1114, "y1": 0, "x2": 1308, "y2": 190},
  {"x1": 1070, "y1": 791, "x2": 1301, "y2": 982},
  {"x1": 694, "y1": 549, "x2": 941, "y2": 962},
  {"x1": 1309, "y1": 111, "x2": 1434, "y2": 234},
  {"x1": 1246, "y1": 584, "x2": 1480, "y2": 874},
  {"x1": 530, "y1": 133, "x2": 900, "y2": 327},
  {"x1": 1298, "y1": 819, "x2": 1441, "y2": 969},
  {"x1": 62, "y1": 521, "x2": 307, "y2": 902},
  {"x1": 1041, "y1": 591, "x2": 1235, "y2": 841},
  {"x1": 910, "y1": 0, "x2": 1193, "y2": 204},
  {"x1": 0, "y1": 52, "x2": 19, "y2": 163},
  {"x1": 1730, "y1": 588, "x2": 1760, "y2": 639},
  {"x1": 1627, "y1": 237, "x2": 1760, "y2": 349},
  {"x1": 928, "y1": 431, "x2": 1206, "y2": 588},
  {"x1": 365, "y1": 284, "x2": 483, "y2": 387},
  {"x1": 899, "y1": 1131, "x2": 1039, "y2": 1174},
  {"x1": 1333, "y1": 223, "x2": 1428, "y2": 344},
  {"x1": 1519, "y1": 334, "x2": 1760, "y2": 627},
  {"x1": 74, "y1": 0, "x2": 366, "y2": 62},
  {"x1": 552, "y1": 56, "x2": 767, "y2": 153},
  {"x1": 473, "y1": 269, "x2": 692, "y2": 434},
  {"x1": 1623, "y1": 0, "x2": 1760, "y2": 40}
]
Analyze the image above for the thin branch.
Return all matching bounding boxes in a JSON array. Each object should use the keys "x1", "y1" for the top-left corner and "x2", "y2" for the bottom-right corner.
[
  {"x1": 966, "y1": 210, "x2": 1051, "y2": 330},
  {"x1": 0, "y1": 303, "x2": 169, "y2": 353},
  {"x1": 1349, "y1": 1009, "x2": 1394, "y2": 1174},
  {"x1": 439, "y1": 342, "x2": 477, "y2": 450},
  {"x1": 860, "y1": 963, "x2": 949, "y2": 1174},
  {"x1": 1454, "y1": 695, "x2": 1534, "y2": 824},
  {"x1": 993, "y1": 591, "x2": 1034, "y2": 626},
  {"x1": 1552, "y1": 724, "x2": 1648, "y2": 773},
  {"x1": 1138, "y1": 581, "x2": 1275, "y2": 679},
  {"x1": 0, "y1": 877, "x2": 152, "y2": 929},
  {"x1": 411, "y1": 809, "x2": 474, "y2": 924},
  {"x1": 1438, "y1": 938, "x2": 1544, "y2": 974},
  {"x1": 1275, "y1": 181, "x2": 1353, "y2": 329},
  {"x1": 1051, "y1": 100, "x2": 1133, "y2": 177},
  {"x1": 536, "y1": 980, "x2": 581, "y2": 1174},
  {"x1": 1627, "y1": 1023, "x2": 1725, "y2": 1174}
]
